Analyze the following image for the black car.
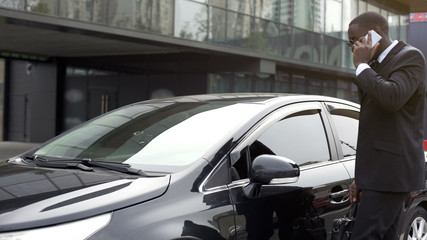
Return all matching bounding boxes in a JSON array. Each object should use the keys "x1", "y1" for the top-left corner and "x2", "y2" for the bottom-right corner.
[{"x1": 0, "y1": 93, "x2": 426, "y2": 240}]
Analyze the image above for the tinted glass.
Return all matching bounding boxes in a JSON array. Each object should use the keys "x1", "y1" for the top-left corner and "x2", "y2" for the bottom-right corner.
[
  {"x1": 325, "y1": 0, "x2": 342, "y2": 38},
  {"x1": 208, "y1": 7, "x2": 227, "y2": 43},
  {"x1": 175, "y1": 0, "x2": 207, "y2": 41},
  {"x1": 293, "y1": 0, "x2": 324, "y2": 32},
  {"x1": 330, "y1": 109, "x2": 359, "y2": 157},
  {"x1": 256, "y1": 110, "x2": 330, "y2": 166},
  {"x1": 226, "y1": 12, "x2": 251, "y2": 48}
]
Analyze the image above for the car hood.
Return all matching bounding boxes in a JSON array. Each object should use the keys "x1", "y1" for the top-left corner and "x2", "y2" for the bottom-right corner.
[{"x1": 0, "y1": 163, "x2": 170, "y2": 231}]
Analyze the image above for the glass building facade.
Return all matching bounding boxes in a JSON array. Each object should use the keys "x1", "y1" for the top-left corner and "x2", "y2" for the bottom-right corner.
[
  {"x1": 0, "y1": 0, "x2": 409, "y2": 63},
  {"x1": 0, "y1": 0, "x2": 412, "y2": 139},
  {"x1": 0, "y1": 0, "x2": 410, "y2": 102},
  {"x1": 0, "y1": 0, "x2": 409, "y2": 68}
]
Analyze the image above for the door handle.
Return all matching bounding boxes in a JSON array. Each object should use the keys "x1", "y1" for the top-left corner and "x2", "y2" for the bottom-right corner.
[{"x1": 329, "y1": 189, "x2": 349, "y2": 204}]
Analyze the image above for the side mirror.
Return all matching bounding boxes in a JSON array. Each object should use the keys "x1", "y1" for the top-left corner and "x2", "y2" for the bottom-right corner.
[{"x1": 243, "y1": 154, "x2": 300, "y2": 198}]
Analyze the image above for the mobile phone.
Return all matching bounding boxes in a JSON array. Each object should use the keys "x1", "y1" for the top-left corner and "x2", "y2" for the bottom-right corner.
[{"x1": 366, "y1": 30, "x2": 382, "y2": 47}]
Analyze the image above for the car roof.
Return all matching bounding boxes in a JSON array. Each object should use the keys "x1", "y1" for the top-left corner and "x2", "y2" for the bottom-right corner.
[{"x1": 140, "y1": 93, "x2": 359, "y2": 109}]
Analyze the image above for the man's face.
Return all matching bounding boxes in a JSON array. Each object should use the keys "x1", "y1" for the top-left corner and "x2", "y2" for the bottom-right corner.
[{"x1": 347, "y1": 23, "x2": 369, "y2": 51}]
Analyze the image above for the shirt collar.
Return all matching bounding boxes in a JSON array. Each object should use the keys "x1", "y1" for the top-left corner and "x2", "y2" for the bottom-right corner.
[{"x1": 377, "y1": 40, "x2": 398, "y2": 63}]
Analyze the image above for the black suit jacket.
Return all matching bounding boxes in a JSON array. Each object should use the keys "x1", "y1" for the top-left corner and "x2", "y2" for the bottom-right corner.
[{"x1": 354, "y1": 41, "x2": 426, "y2": 192}]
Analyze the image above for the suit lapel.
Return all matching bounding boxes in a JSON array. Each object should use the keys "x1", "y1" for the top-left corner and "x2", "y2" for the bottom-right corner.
[
  {"x1": 376, "y1": 41, "x2": 405, "y2": 72},
  {"x1": 369, "y1": 59, "x2": 380, "y2": 71}
]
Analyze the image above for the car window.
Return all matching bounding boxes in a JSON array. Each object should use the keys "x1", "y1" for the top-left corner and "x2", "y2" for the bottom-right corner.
[
  {"x1": 328, "y1": 106, "x2": 359, "y2": 157},
  {"x1": 231, "y1": 108, "x2": 330, "y2": 181},
  {"x1": 254, "y1": 109, "x2": 330, "y2": 166}
]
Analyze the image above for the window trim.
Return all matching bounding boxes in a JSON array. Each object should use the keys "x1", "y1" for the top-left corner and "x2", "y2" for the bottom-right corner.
[
  {"x1": 323, "y1": 102, "x2": 360, "y2": 160},
  {"x1": 229, "y1": 102, "x2": 338, "y2": 178},
  {"x1": 231, "y1": 102, "x2": 323, "y2": 163},
  {"x1": 202, "y1": 101, "x2": 357, "y2": 192}
]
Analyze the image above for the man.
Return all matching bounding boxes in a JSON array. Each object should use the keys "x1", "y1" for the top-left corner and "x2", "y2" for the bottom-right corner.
[{"x1": 347, "y1": 12, "x2": 426, "y2": 240}]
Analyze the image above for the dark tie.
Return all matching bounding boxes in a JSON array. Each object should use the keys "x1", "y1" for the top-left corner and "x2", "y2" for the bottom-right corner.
[{"x1": 369, "y1": 59, "x2": 379, "y2": 70}]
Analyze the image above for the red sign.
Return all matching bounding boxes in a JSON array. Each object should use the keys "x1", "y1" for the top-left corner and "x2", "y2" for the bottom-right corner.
[{"x1": 410, "y1": 12, "x2": 427, "y2": 22}]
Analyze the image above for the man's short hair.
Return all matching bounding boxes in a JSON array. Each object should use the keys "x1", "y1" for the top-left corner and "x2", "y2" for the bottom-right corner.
[{"x1": 349, "y1": 11, "x2": 389, "y2": 34}]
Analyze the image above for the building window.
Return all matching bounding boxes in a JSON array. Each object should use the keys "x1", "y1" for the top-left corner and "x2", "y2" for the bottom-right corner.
[
  {"x1": 175, "y1": 0, "x2": 208, "y2": 41},
  {"x1": 400, "y1": 15, "x2": 409, "y2": 41},
  {"x1": 234, "y1": 73, "x2": 252, "y2": 92},
  {"x1": 325, "y1": 0, "x2": 342, "y2": 38},
  {"x1": 293, "y1": 28, "x2": 315, "y2": 62},
  {"x1": 228, "y1": 0, "x2": 253, "y2": 15},
  {"x1": 208, "y1": 71, "x2": 357, "y2": 102},
  {"x1": 388, "y1": 13, "x2": 400, "y2": 40},
  {"x1": 293, "y1": 0, "x2": 324, "y2": 33},
  {"x1": 226, "y1": 11, "x2": 251, "y2": 48},
  {"x1": 342, "y1": 0, "x2": 358, "y2": 39},
  {"x1": 208, "y1": 6, "x2": 227, "y2": 43},
  {"x1": 323, "y1": 35, "x2": 342, "y2": 67}
]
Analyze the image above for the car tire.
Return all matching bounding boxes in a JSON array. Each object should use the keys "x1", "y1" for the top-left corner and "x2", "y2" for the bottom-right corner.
[{"x1": 404, "y1": 206, "x2": 427, "y2": 240}]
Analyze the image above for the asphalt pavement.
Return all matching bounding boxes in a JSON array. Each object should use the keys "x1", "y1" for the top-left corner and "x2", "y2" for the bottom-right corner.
[{"x1": 0, "y1": 141, "x2": 40, "y2": 161}]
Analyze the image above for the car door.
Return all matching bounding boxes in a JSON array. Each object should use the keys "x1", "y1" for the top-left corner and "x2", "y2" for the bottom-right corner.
[
  {"x1": 323, "y1": 101, "x2": 360, "y2": 191},
  {"x1": 227, "y1": 101, "x2": 353, "y2": 240}
]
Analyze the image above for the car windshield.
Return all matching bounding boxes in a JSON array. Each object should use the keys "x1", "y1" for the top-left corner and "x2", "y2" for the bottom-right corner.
[{"x1": 34, "y1": 99, "x2": 264, "y2": 172}]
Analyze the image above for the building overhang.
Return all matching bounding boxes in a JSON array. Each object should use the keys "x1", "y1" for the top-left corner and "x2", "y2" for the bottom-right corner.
[{"x1": 396, "y1": 0, "x2": 427, "y2": 12}]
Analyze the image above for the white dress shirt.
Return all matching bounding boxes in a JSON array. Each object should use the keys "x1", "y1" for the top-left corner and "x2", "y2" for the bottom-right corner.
[{"x1": 355, "y1": 40, "x2": 399, "y2": 76}]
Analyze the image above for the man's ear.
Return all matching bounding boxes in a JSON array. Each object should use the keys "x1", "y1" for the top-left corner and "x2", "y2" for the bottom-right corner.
[{"x1": 374, "y1": 26, "x2": 383, "y2": 36}]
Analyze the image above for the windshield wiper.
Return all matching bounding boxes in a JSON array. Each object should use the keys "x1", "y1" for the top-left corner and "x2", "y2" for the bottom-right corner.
[{"x1": 27, "y1": 155, "x2": 156, "y2": 177}]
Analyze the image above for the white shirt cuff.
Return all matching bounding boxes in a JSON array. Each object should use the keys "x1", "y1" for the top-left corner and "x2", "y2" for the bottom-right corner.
[{"x1": 355, "y1": 63, "x2": 370, "y2": 76}]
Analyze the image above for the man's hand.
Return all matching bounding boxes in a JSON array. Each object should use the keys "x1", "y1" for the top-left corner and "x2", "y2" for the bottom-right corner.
[
  {"x1": 352, "y1": 31, "x2": 380, "y2": 68},
  {"x1": 349, "y1": 181, "x2": 362, "y2": 203}
]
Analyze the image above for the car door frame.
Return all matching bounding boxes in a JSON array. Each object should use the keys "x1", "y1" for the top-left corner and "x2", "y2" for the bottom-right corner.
[
  {"x1": 322, "y1": 101, "x2": 360, "y2": 179},
  {"x1": 224, "y1": 100, "x2": 353, "y2": 239}
]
